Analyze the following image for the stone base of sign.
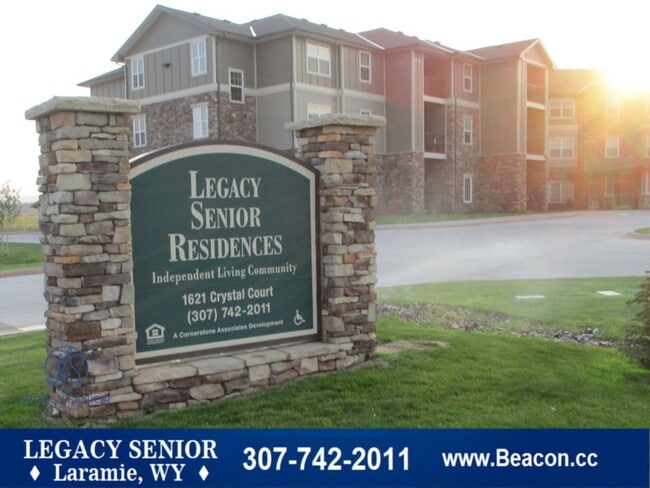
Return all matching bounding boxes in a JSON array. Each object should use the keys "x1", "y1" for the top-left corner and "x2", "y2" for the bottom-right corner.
[{"x1": 27, "y1": 98, "x2": 384, "y2": 420}]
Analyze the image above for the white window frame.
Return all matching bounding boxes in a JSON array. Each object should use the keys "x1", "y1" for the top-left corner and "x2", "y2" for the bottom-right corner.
[
  {"x1": 191, "y1": 39, "x2": 207, "y2": 77},
  {"x1": 642, "y1": 171, "x2": 650, "y2": 195},
  {"x1": 131, "y1": 56, "x2": 145, "y2": 91},
  {"x1": 306, "y1": 41, "x2": 331, "y2": 77},
  {"x1": 229, "y1": 68, "x2": 244, "y2": 103},
  {"x1": 605, "y1": 135, "x2": 619, "y2": 158},
  {"x1": 463, "y1": 115, "x2": 472, "y2": 145},
  {"x1": 192, "y1": 104, "x2": 209, "y2": 139},
  {"x1": 463, "y1": 174, "x2": 473, "y2": 203},
  {"x1": 646, "y1": 135, "x2": 650, "y2": 158},
  {"x1": 132, "y1": 115, "x2": 146, "y2": 148},
  {"x1": 359, "y1": 51, "x2": 371, "y2": 83},
  {"x1": 307, "y1": 103, "x2": 331, "y2": 120},
  {"x1": 549, "y1": 98, "x2": 575, "y2": 119},
  {"x1": 463, "y1": 63, "x2": 473, "y2": 93},
  {"x1": 547, "y1": 181, "x2": 573, "y2": 204},
  {"x1": 606, "y1": 94, "x2": 619, "y2": 117},
  {"x1": 549, "y1": 136, "x2": 575, "y2": 159}
]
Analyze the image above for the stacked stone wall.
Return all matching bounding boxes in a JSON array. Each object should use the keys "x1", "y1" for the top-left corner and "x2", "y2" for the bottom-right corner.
[
  {"x1": 132, "y1": 92, "x2": 256, "y2": 157},
  {"x1": 27, "y1": 99, "x2": 382, "y2": 420},
  {"x1": 376, "y1": 152, "x2": 425, "y2": 214},
  {"x1": 478, "y1": 154, "x2": 527, "y2": 212}
]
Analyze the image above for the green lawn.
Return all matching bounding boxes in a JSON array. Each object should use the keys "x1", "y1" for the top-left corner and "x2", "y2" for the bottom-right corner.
[
  {"x1": 376, "y1": 213, "x2": 514, "y2": 226},
  {"x1": 0, "y1": 278, "x2": 650, "y2": 428},
  {"x1": 0, "y1": 243, "x2": 42, "y2": 272}
]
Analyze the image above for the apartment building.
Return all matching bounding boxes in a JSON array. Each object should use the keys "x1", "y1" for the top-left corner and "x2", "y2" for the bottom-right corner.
[
  {"x1": 548, "y1": 70, "x2": 650, "y2": 210},
  {"x1": 82, "y1": 5, "x2": 558, "y2": 214}
]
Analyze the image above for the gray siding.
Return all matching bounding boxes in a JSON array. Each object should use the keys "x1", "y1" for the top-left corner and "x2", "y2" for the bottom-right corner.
[
  {"x1": 384, "y1": 51, "x2": 413, "y2": 153},
  {"x1": 257, "y1": 92, "x2": 292, "y2": 149},
  {"x1": 296, "y1": 90, "x2": 338, "y2": 117},
  {"x1": 217, "y1": 39, "x2": 255, "y2": 87},
  {"x1": 257, "y1": 38, "x2": 292, "y2": 87},
  {"x1": 90, "y1": 78, "x2": 126, "y2": 99},
  {"x1": 343, "y1": 97, "x2": 386, "y2": 152},
  {"x1": 295, "y1": 37, "x2": 338, "y2": 88},
  {"x1": 342, "y1": 46, "x2": 384, "y2": 94},
  {"x1": 480, "y1": 60, "x2": 520, "y2": 155},
  {"x1": 127, "y1": 38, "x2": 213, "y2": 99},
  {"x1": 128, "y1": 15, "x2": 207, "y2": 54}
]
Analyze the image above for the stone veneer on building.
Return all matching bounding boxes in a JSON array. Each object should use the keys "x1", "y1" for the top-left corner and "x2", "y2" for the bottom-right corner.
[{"x1": 26, "y1": 97, "x2": 383, "y2": 420}]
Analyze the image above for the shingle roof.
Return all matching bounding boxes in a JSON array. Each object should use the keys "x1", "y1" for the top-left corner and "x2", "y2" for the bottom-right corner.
[
  {"x1": 468, "y1": 38, "x2": 541, "y2": 60},
  {"x1": 550, "y1": 69, "x2": 603, "y2": 95},
  {"x1": 78, "y1": 67, "x2": 124, "y2": 87}
]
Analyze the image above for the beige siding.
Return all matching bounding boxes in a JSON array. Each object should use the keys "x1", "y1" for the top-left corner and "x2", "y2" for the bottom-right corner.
[
  {"x1": 480, "y1": 60, "x2": 520, "y2": 155},
  {"x1": 257, "y1": 38, "x2": 292, "y2": 87},
  {"x1": 127, "y1": 38, "x2": 213, "y2": 99},
  {"x1": 454, "y1": 60, "x2": 480, "y2": 103},
  {"x1": 295, "y1": 37, "x2": 338, "y2": 88},
  {"x1": 522, "y1": 45, "x2": 548, "y2": 66}
]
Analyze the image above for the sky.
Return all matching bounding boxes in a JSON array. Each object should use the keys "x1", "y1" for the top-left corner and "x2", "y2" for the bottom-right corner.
[{"x1": 3, "y1": 0, "x2": 647, "y2": 201}]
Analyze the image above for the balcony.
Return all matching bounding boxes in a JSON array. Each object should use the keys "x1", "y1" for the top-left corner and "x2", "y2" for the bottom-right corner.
[
  {"x1": 424, "y1": 76, "x2": 450, "y2": 99},
  {"x1": 527, "y1": 83, "x2": 545, "y2": 104},
  {"x1": 425, "y1": 133, "x2": 446, "y2": 154}
]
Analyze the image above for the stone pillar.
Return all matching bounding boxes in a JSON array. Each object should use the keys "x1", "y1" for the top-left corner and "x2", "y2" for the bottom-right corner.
[
  {"x1": 25, "y1": 96, "x2": 141, "y2": 419},
  {"x1": 286, "y1": 114, "x2": 386, "y2": 361}
]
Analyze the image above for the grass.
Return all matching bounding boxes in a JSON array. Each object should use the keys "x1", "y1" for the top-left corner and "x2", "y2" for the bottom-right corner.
[
  {"x1": 634, "y1": 227, "x2": 650, "y2": 235},
  {"x1": 8, "y1": 212, "x2": 38, "y2": 232},
  {"x1": 2, "y1": 293, "x2": 650, "y2": 428},
  {"x1": 376, "y1": 213, "x2": 513, "y2": 226},
  {"x1": 0, "y1": 243, "x2": 42, "y2": 272},
  {"x1": 378, "y1": 277, "x2": 643, "y2": 340}
]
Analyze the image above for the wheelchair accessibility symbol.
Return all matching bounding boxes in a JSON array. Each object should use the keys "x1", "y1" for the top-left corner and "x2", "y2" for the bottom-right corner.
[{"x1": 293, "y1": 309, "x2": 306, "y2": 326}]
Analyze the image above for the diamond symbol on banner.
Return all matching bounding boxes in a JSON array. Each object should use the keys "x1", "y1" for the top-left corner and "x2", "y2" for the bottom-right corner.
[
  {"x1": 199, "y1": 465, "x2": 210, "y2": 481},
  {"x1": 30, "y1": 466, "x2": 40, "y2": 481}
]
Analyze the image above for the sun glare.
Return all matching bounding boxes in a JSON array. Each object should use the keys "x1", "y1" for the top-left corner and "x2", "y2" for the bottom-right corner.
[{"x1": 603, "y1": 64, "x2": 650, "y2": 95}]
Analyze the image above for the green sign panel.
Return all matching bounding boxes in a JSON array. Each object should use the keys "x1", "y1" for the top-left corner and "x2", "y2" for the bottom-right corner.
[{"x1": 131, "y1": 143, "x2": 319, "y2": 359}]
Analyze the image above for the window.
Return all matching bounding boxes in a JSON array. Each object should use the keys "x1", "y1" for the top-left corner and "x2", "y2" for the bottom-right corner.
[
  {"x1": 359, "y1": 51, "x2": 371, "y2": 83},
  {"x1": 605, "y1": 94, "x2": 619, "y2": 117},
  {"x1": 643, "y1": 171, "x2": 650, "y2": 194},
  {"x1": 463, "y1": 115, "x2": 472, "y2": 145},
  {"x1": 191, "y1": 39, "x2": 207, "y2": 76},
  {"x1": 132, "y1": 115, "x2": 146, "y2": 148},
  {"x1": 463, "y1": 64, "x2": 472, "y2": 92},
  {"x1": 307, "y1": 103, "x2": 331, "y2": 120},
  {"x1": 605, "y1": 135, "x2": 619, "y2": 158},
  {"x1": 228, "y1": 69, "x2": 244, "y2": 103},
  {"x1": 307, "y1": 42, "x2": 331, "y2": 77},
  {"x1": 131, "y1": 56, "x2": 144, "y2": 91},
  {"x1": 646, "y1": 135, "x2": 650, "y2": 158},
  {"x1": 549, "y1": 137, "x2": 575, "y2": 159},
  {"x1": 192, "y1": 104, "x2": 208, "y2": 139},
  {"x1": 548, "y1": 181, "x2": 573, "y2": 204},
  {"x1": 549, "y1": 98, "x2": 575, "y2": 119},
  {"x1": 463, "y1": 174, "x2": 473, "y2": 203}
]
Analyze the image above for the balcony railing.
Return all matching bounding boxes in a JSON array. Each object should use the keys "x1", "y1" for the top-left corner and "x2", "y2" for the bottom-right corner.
[
  {"x1": 425, "y1": 134, "x2": 446, "y2": 153},
  {"x1": 527, "y1": 83, "x2": 544, "y2": 104}
]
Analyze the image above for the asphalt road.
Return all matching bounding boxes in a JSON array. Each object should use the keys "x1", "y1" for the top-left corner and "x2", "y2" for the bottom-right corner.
[{"x1": 2, "y1": 211, "x2": 650, "y2": 334}]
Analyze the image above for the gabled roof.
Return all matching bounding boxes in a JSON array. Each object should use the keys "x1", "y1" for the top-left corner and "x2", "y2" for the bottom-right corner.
[
  {"x1": 112, "y1": 5, "x2": 253, "y2": 62},
  {"x1": 549, "y1": 69, "x2": 603, "y2": 95},
  {"x1": 79, "y1": 67, "x2": 124, "y2": 87},
  {"x1": 112, "y1": 5, "x2": 380, "y2": 62},
  {"x1": 360, "y1": 28, "x2": 482, "y2": 59},
  {"x1": 468, "y1": 38, "x2": 554, "y2": 67},
  {"x1": 246, "y1": 14, "x2": 379, "y2": 49}
]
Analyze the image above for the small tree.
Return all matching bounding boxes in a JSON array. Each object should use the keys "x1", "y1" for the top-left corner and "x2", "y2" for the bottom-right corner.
[
  {"x1": 626, "y1": 272, "x2": 650, "y2": 368},
  {"x1": 0, "y1": 181, "x2": 21, "y2": 254}
]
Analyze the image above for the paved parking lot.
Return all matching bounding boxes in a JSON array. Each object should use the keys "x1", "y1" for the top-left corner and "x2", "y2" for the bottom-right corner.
[{"x1": 2, "y1": 210, "x2": 650, "y2": 333}]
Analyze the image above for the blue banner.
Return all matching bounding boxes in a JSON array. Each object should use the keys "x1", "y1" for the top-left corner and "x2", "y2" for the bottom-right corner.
[{"x1": 3, "y1": 429, "x2": 648, "y2": 487}]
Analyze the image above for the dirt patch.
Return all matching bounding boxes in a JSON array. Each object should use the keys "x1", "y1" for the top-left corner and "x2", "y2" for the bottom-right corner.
[
  {"x1": 377, "y1": 301, "x2": 615, "y2": 348},
  {"x1": 376, "y1": 340, "x2": 448, "y2": 355}
]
